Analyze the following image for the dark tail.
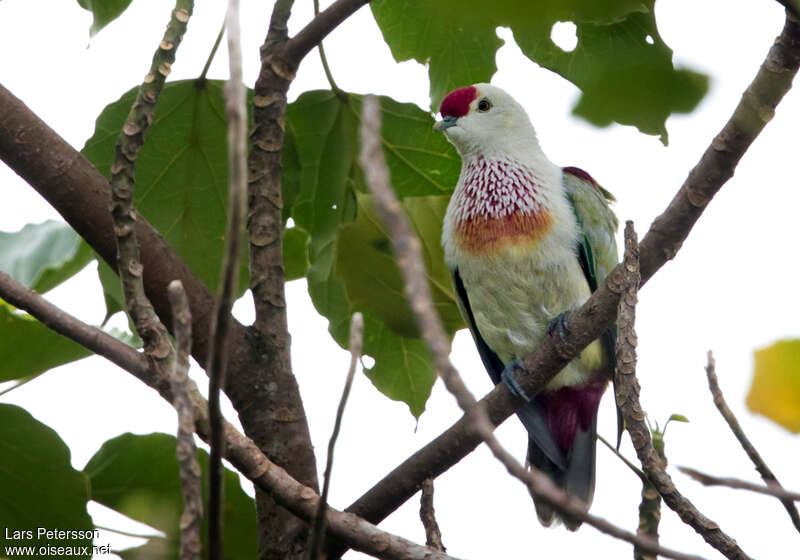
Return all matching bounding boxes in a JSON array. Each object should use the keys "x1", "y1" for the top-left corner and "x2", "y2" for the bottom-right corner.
[
  {"x1": 529, "y1": 415, "x2": 597, "y2": 530},
  {"x1": 517, "y1": 397, "x2": 599, "y2": 530}
]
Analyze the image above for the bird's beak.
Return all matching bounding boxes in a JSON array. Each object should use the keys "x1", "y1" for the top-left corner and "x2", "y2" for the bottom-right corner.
[{"x1": 433, "y1": 115, "x2": 457, "y2": 132}]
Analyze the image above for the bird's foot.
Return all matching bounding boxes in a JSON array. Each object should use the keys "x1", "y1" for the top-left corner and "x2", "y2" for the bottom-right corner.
[
  {"x1": 547, "y1": 311, "x2": 572, "y2": 343},
  {"x1": 501, "y1": 359, "x2": 530, "y2": 402}
]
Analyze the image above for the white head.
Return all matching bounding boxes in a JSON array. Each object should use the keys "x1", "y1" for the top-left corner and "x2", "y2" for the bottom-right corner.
[{"x1": 434, "y1": 83, "x2": 542, "y2": 161}]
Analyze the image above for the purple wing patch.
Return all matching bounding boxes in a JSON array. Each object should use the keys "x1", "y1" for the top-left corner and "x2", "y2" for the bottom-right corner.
[
  {"x1": 563, "y1": 166, "x2": 598, "y2": 186},
  {"x1": 440, "y1": 86, "x2": 478, "y2": 118}
]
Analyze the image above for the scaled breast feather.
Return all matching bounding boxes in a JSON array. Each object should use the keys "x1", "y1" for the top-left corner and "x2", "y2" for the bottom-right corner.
[{"x1": 451, "y1": 157, "x2": 552, "y2": 253}]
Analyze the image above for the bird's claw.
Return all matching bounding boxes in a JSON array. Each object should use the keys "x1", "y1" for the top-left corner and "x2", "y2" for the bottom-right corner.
[
  {"x1": 501, "y1": 358, "x2": 531, "y2": 402},
  {"x1": 547, "y1": 311, "x2": 572, "y2": 343}
]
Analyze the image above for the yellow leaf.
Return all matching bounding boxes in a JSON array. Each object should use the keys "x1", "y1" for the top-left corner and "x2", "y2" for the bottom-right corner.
[{"x1": 747, "y1": 339, "x2": 800, "y2": 433}]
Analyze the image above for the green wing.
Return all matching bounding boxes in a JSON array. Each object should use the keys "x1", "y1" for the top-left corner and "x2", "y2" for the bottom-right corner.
[
  {"x1": 563, "y1": 166, "x2": 622, "y2": 446},
  {"x1": 562, "y1": 167, "x2": 619, "y2": 291}
]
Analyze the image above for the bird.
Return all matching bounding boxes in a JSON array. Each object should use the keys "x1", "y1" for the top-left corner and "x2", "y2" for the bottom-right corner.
[{"x1": 434, "y1": 83, "x2": 620, "y2": 529}]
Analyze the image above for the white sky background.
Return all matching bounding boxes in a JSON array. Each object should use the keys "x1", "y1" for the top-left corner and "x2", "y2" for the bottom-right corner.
[{"x1": 1, "y1": 1, "x2": 799, "y2": 559}]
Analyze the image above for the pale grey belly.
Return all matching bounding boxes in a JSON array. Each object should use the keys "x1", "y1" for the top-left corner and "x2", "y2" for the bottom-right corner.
[{"x1": 457, "y1": 250, "x2": 597, "y2": 389}]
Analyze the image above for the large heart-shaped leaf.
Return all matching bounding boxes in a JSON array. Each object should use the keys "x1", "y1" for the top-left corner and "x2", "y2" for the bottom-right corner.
[
  {"x1": 82, "y1": 80, "x2": 248, "y2": 299},
  {"x1": 84, "y1": 432, "x2": 257, "y2": 559},
  {"x1": 285, "y1": 90, "x2": 461, "y2": 417},
  {"x1": 83, "y1": 80, "x2": 307, "y2": 318},
  {"x1": 0, "y1": 404, "x2": 92, "y2": 557},
  {"x1": 371, "y1": 0, "x2": 708, "y2": 141}
]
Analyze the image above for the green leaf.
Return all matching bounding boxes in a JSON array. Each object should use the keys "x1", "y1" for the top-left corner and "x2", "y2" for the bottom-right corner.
[
  {"x1": 285, "y1": 91, "x2": 461, "y2": 417},
  {"x1": 0, "y1": 221, "x2": 94, "y2": 293},
  {"x1": 283, "y1": 226, "x2": 310, "y2": 281},
  {"x1": 77, "y1": 0, "x2": 134, "y2": 37},
  {"x1": 336, "y1": 194, "x2": 462, "y2": 338},
  {"x1": 371, "y1": 0, "x2": 708, "y2": 140},
  {"x1": 82, "y1": 80, "x2": 250, "y2": 301},
  {"x1": 361, "y1": 312, "x2": 437, "y2": 418},
  {"x1": 371, "y1": 0, "x2": 503, "y2": 115},
  {"x1": 84, "y1": 432, "x2": 257, "y2": 560},
  {"x1": 0, "y1": 302, "x2": 92, "y2": 382},
  {"x1": 513, "y1": 6, "x2": 708, "y2": 143},
  {"x1": 667, "y1": 413, "x2": 689, "y2": 424},
  {"x1": 747, "y1": 339, "x2": 800, "y2": 433},
  {"x1": 0, "y1": 404, "x2": 92, "y2": 557}
]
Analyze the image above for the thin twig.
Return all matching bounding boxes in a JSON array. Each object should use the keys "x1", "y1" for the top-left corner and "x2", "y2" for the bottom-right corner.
[
  {"x1": 312, "y1": 0, "x2": 343, "y2": 95},
  {"x1": 199, "y1": 18, "x2": 226, "y2": 83},
  {"x1": 420, "y1": 479, "x2": 445, "y2": 552},
  {"x1": 704, "y1": 351, "x2": 800, "y2": 532},
  {"x1": 678, "y1": 466, "x2": 800, "y2": 502},
  {"x1": 358, "y1": 95, "x2": 705, "y2": 560},
  {"x1": 598, "y1": 433, "x2": 646, "y2": 481},
  {"x1": 340, "y1": 14, "x2": 800, "y2": 556},
  {"x1": 307, "y1": 312, "x2": 364, "y2": 560},
  {"x1": 167, "y1": 281, "x2": 203, "y2": 560},
  {"x1": 207, "y1": 2, "x2": 249, "y2": 558},
  {"x1": 109, "y1": 1, "x2": 193, "y2": 379}
]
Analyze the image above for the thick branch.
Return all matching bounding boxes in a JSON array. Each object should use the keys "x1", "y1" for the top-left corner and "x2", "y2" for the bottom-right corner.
[
  {"x1": 243, "y1": 0, "x2": 318, "y2": 556},
  {"x1": 343, "y1": 8, "x2": 800, "y2": 547},
  {"x1": 704, "y1": 351, "x2": 800, "y2": 532},
  {"x1": 243, "y1": 0, "x2": 373, "y2": 554}
]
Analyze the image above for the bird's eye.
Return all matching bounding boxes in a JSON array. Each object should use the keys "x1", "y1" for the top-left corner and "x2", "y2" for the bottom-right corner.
[{"x1": 477, "y1": 98, "x2": 491, "y2": 112}]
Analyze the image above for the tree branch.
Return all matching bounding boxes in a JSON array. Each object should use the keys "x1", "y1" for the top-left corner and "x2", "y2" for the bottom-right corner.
[
  {"x1": 419, "y1": 479, "x2": 444, "y2": 552},
  {"x1": 283, "y1": 0, "x2": 371, "y2": 66},
  {"x1": 109, "y1": 0, "x2": 193, "y2": 380},
  {"x1": 0, "y1": 271, "x2": 463, "y2": 560},
  {"x1": 678, "y1": 466, "x2": 800, "y2": 502},
  {"x1": 0, "y1": 271, "x2": 158, "y2": 391},
  {"x1": 243, "y1": 1, "x2": 374, "y2": 553},
  {"x1": 206, "y1": 2, "x2": 249, "y2": 557},
  {"x1": 341, "y1": 11, "x2": 800, "y2": 539},
  {"x1": 614, "y1": 224, "x2": 660, "y2": 560},
  {"x1": 704, "y1": 350, "x2": 800, "y2": 532},
  {"x1": 167, "y1": 281, "x2": 203, "y2": 560},
  {"x1": 243, "y1": 0, "x2": 323, "y2": 556},
  {"x1": 312, "y1": 0, "x2": 344, "y2": 96},
  {"x1": 307, "y1": 312, "x2": 363, "y2": 560}
]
